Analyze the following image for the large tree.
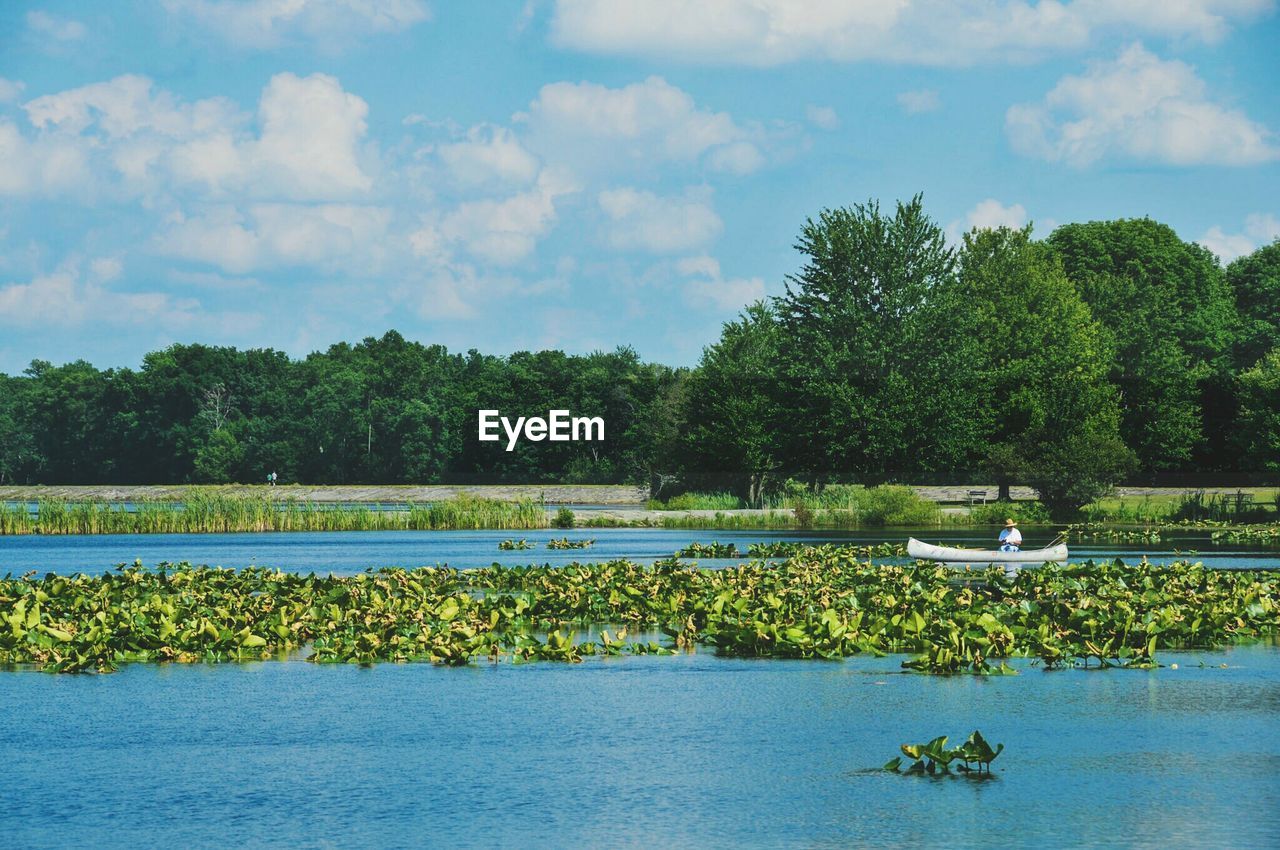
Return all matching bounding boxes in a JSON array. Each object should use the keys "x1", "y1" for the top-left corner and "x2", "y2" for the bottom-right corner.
[
  {"x1": 1235, "y1": 347, "x2": 1280, "y2": 474},
  {"x1": 1046, "y1": 219, "x2": 1236, "y2": 473},
  {"x1": 1226, "y1": 240, "x2": 1280, "y2": 370},
  {"x1": 774, "y1": 195, "x2": 983, "y2": 482},
  {"x1": 959, "y1": 226, "x2": 1134, "y2": 513},
  {"x1": 681, "y1": 302, "x2": 787, "y2": 506}
]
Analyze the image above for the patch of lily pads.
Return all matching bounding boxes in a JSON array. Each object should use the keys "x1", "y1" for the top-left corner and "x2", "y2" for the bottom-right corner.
[{"x1": 1, "y1": 546, "x2": 1276, "y2": 674}]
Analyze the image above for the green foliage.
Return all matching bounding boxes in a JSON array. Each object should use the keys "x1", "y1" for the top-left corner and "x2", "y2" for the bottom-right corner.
[
  {"x1": 546, "y1": 537, "x2": 594, "y2": 550},
  {"x1": 676, "y1": 542, "x2": 742, "y2": 558},
  {"x1": 3, "y1": 553, "x2": 1274, "y2": 674},
  {"x1": 498, "y1": 539, "x2": 535, "y2": 550},
  {"x1": 968, "y1": 501, "x2": 1052, "y2": 525},
  {"x1": 552, "y1": 507, "x2": 576, "y2": 528},
  {"x1": 1226, "y1": 240, "x2": 1280, "y2": 368},
  {"x1": 1047, "y1": 219, "x2": 1236, "y2": 472},
  {"x1": 648, "y1": 492, "x2": 745, "y2": 510},
  {"x1": 1235, "y1": 348, "x2": 1280, "y2": 472}
]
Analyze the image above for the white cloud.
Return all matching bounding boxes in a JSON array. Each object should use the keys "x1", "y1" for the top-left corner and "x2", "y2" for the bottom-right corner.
[
  {"x1": 0, "y1": 259, "x2": 199, "y2": 328},
  {"x1": 436, "y1": 124, "x2": 540, "y2": 188},
  {"x1": 675, "y1": 254, "x2": 764, "y2": 310},
  {"x1": 424, "y1": 170, "x2": 579, "y2": 266},
  {"x1": 26, "y1": 11, "x2": 87, "y2": 42},
  {"x1": 1199, "y1": 213, "x2": 1280, "y2": 263},
  {"x1": 0, "y1": 79, "x2": 25, "y2": 104},
  {"x1": 897, "y1": 89, "x2": 940, "y2": 114},
  {"x1": 11, "y1": 72, "x2": 374, "y2": 201},
  {"x1": 155, "y1": 204, "x2": 394, "y2": 274},
  {"x1": 1007, "y1": 43, "x2": 1278, "y2": 167},
  {"x1": 946, "y1": 199, "x2": 1029, "y2": 245},
  {"x1": 598, "y1": 187, "x2": 723, "y2": 253},
  {"x1": 549, "y1": 0, "x2": 1274, "y2": 66},
  {"x1": 518, "y1": 76, "x2": 764, "y2": 175},
  {"x1": 805, "y1": 104, "x2": 839, "y2": 130},
  {"x1": 162, "y1": 0, "x2": 430, "y2": 48}
]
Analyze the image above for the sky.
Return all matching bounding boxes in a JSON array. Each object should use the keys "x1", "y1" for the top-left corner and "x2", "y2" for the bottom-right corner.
[{"x1": 0, "y1": 0, "x2": 1278, "y2": 374}]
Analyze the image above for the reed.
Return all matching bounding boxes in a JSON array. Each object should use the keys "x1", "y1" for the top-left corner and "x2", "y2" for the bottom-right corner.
[{"x1": 0, "y1": 492, "x2": 548, "y2": 535}]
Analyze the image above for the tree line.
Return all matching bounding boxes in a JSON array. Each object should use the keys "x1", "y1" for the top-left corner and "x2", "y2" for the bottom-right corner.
[{"x1": 1, "y1": 196, "x2": 1276, "y2": 512}]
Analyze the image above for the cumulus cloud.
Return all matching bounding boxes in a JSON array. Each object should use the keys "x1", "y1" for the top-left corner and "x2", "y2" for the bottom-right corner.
[
  {"x1": 26, "y1": 10, "x2": 87, "y2": 42},
  {"x1": 1199, "y1": 213, "x2": 1280, "y2": 263},
  {"x1": 805, "y1": 104, "x2": 839, "y2": 130},
  {"x1": 598, "y1": 187, "x2": 723, "y2": 253},
  {"x1": 0, "y1": 79, "x2": 27, "y2": 104},
  {"x1": 675, "y1": 254, "x2": 765, "y2": 311},
  {"x1": 413, "y1": 169, "x2": 579, "y2": 267},
  {"x1": 898, "y1": 89, "x2": 940, "y2": 114},
  {"x1": 946, "y1": 198, "x2": 1029, "y2": 244},
  {"x1": 436, "y1": 124, "x2": 540, "y2": 188},
  {"x1": 10, "y1": 72, "x2": 375, "y2": 201},
  {"x1": 1006, "y1": 44, "x2": 1278, "y2": 167},
  {"x1": 548, "y1": 0, "x2": 1274, "y2": 66},
  {"x1": 162, "y1": 0, "x2": 430, "y2": 48},
  {"x1": 0, "y1": 259, "x2": 199, "y2": 328},
  {"x1": 518, "y1": 76, "x2": 765, "y2": 175},
  {"x1": 155, "y1": 204, "x2": 394, "y2": 274}
]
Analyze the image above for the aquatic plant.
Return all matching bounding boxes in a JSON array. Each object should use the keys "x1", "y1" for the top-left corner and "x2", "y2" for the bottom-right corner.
[
  {"x1": 498, "y1": 539, "x2": 535, "y2": 550},
  {"x1": 676, "y1": 542, "x2": 742, "y2": 559},
  {"x1": 547, "y1": 537, "x2": 595, "y2": 549},
  {"x1": 884, "y1": 730, "x2": 1004, "y2": 775},
  {"x1": 1, "y1": 554, "x2": 1275, "y2": 674}
]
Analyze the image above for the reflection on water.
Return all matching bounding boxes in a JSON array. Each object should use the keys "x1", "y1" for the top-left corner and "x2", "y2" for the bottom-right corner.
[
  {"x1": 1, "y1": 645, "x2": 1277, "y2": 848},
  {"x1": 1, "y1": 527, "x2": 1278, "y2": 575}
]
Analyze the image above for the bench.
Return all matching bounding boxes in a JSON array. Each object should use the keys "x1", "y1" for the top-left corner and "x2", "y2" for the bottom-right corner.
[{"x1": 967, "y1": 490, "x2": 988, "y2": 505}]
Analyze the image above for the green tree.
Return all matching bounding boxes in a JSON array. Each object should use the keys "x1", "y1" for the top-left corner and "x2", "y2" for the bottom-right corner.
[
  {"x1": 1047, "y1": 219, "x2": 1236, "y2": 473},
  {"x1": 1225, "y1": 240, "x2": 1280, "y2": 370},
  {"x1": 681, "y1": 302, "x2": 786, "y2": 506},
  {"x1": 774, "y1": 195, "x2": 983, "y2": 482},
  {"x1": 959, "y1": 226, "x2": 1130, "y2": 506},
  {"x1": 1235, "y1": 348, "x2": 1280, "y2": 473}
]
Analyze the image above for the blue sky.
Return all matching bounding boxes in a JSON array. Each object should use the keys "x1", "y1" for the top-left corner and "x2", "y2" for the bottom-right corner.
[{"x1": 1, "y1": 1, "x2": 1278, "y2": 373}]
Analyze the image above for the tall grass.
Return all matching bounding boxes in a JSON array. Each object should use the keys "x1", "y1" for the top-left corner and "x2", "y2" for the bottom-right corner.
[
  {"x1": 646, "y1": 492, "x2": 745, "y2": 510},
  {"x1": 0, "y1": 492, "x2": 548, "y2": 535}
]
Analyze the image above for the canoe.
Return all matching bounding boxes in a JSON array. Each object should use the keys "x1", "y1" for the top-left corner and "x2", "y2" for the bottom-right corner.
[{"x1": 907, "y1": 537, "x2": 1068, "y2": 564}]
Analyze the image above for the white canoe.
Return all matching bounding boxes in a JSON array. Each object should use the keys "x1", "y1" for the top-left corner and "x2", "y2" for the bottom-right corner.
[{"x1": 907, "y1": 537, "x2": 1068, "y2": 564}]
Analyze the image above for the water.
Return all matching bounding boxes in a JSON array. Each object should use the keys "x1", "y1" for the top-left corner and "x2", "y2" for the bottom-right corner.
[
  {"x1": 1, "y1": 527, "x2": 1277, "y2": 575},
  {"x1": 2, "y1": 645, "x2": 1277, "y2": 849}
]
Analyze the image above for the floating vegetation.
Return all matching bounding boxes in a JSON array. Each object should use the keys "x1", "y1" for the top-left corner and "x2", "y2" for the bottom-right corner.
[
  {"x1": 676, "y1": 542, "x2": 742, "y2": 559},
  {"x1": 745, "y1": 541, "x2": 906, "y2": 558},
  {"x1": 1211, "y1": 526, "x2": 1280, "y2": 544},
  {"x1": 1067, "y1": 524, "x2": 1162, "y2": 543},
  {"x1": 883, "y1": 731, "x2": 1003, "y2": 776},
  {"x1": 498, "y1": 539, "x2": 535, "y2": 550},
  {"x1": 0, "y1": 492, "x2": 548, "y2": 535},
  {"x1": 1, "y1": 554, "x2": 1276, "y2": 674},
  {"x1": 546, "y1": 537, "x2": 595, "y2": 550}
]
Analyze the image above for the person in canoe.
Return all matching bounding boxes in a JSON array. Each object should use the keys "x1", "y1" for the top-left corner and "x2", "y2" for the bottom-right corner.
[{"x1": 998, "y1": 518, "x2": 1022, "y2": 552}]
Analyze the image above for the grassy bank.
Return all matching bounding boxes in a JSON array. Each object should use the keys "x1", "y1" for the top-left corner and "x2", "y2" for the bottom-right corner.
[
  {"x1": 3, "y1": 552, "x2": 1276, "y2": 673},
  {"x1": 0, "y1": 493, "x2": 547, "y2": 534}
]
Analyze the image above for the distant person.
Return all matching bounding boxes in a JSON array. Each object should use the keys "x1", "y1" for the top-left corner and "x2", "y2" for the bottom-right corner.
[{"x1": 999, "y1": 518, "x2": 1022, "y2": 552}]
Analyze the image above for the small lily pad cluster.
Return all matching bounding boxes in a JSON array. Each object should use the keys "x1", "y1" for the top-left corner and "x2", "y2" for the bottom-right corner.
[
  {"x1": 546, "y1": 538, "x2": 595, "y2": 550},
  {"x1": 498, "y1": 539, "x2": 536, "y2": 550},
  {"x1": 677, "y1": 542, "x2": 742, "y2": 558},
  {"x1": 884, "y1": 731, "x2": 1003, "y2": 775}
]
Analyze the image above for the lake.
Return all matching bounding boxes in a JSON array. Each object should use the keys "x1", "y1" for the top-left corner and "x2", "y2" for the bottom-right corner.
[
  {"x1": 2, "y1": 528, "x2": 1278, "y2": 848},
  {"x1": 2, "y1": 645, "x2": 1278, "y2": 848},
  {"x1": 2, "y1": 527, "x2": 1279, "y2": 575}
]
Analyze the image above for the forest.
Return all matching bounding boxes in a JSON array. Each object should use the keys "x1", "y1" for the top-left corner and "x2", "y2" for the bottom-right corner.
[{"x1": 1, "y1": 197, "x2": 1277, "y2": 512}]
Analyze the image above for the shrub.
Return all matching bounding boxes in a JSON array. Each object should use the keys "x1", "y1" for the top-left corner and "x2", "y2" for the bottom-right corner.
[
  {"x1": 857, "y1": 485, "x2": 940, "y2": 526},
  {"x1": 553, "y1": 507, "x2": 575, "y2": 528},
  {"x1": 969, "y1": 501, "x2": 1052, "y2": 525}
]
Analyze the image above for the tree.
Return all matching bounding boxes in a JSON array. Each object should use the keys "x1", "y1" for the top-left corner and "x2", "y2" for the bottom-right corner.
[
  {"x1": 958, "y1": 226, "x2": 1129, "y2": 507},
  {"x1": 774, "y1": 195, "x2": 983, "y2": 482},
  {"x1": 1235, "y1": 348, "x2": 1280, "y2": 473},
  {"x1": 1225, "y1": 240, "x2": 1280, "y2": 370},
  {"x1": 681, "y1": 302, "x2": 786, "y2": 506},
  {"x1": 1047, "y1": 219, "x2": 1236, "y2": 473}
]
